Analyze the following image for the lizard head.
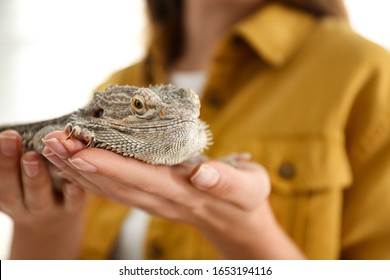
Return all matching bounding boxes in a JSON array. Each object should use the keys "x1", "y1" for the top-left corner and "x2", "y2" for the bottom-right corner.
[{"x1": 71, "y1": 85, "x2": 212, "y2": 165}]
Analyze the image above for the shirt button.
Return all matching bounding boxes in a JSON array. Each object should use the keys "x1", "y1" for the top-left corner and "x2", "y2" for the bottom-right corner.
[
  {"x1": 231, "y1": 36, "x2": 244, "y2": 48},
  {"x1": 149, "y1": 243, "x2": 163, "y2": 259},
  {"x1": 278, "y1": 162, "x2": 296, "y2": 179},
  {"x1": 207, "y1": 93, "x2": 223, "y2": 108}
]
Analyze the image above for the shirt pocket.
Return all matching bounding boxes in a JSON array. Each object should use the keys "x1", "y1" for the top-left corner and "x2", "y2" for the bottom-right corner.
[
  {"x1": 257, "y1": 135, "x2": 352, "y2": 194},
  {"x1": 256, "y1": 135, "x2": 353, "y2": 258}
]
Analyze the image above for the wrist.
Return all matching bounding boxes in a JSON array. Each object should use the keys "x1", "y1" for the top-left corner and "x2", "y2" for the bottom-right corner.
[
  {"x1": 241, "y1": 202, "x2": 306, "y2": 259},
  {"x1": 11, "y1": 214, "x2": 85, "y2": 259},
  {"x1": 199, "y1": 201, "x2": 305, "y2": 259},
  {"x1": 13, "y1": 215, "x2": 81, "y2": 237}
]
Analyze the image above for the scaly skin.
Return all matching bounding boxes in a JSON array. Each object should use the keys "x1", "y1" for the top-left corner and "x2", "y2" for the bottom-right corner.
[{"x1": 0, "y1": 85, "x2": 212, "y2": 165}]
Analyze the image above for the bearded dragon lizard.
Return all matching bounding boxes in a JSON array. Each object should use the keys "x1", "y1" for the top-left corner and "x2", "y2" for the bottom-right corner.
[{"x1": 0, "y1": 85, "x2": 212, "y2": 165}]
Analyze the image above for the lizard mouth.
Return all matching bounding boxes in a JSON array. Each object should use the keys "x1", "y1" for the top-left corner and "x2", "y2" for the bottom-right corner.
[{"x1": 81, "y1": 117, "x2": 199, "y2": 131}]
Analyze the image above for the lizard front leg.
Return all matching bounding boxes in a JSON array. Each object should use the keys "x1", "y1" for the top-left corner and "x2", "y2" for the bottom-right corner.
[
  {"x1": 186, "y1": 152, "x2": 252, "y2": 167},
  {"x1": 65, "y1": 123, "x2": 95, "y2": 148},
  {"x1": 21, "y1": 125, "x2": 63, "y2": 153}
]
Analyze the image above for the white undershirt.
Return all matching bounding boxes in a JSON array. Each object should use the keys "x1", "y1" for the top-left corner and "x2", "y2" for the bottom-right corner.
[
  {"x1": 169, "y1": 70, "x2": 206, "y2": 97},
  {"x1": 112, "y1": 70, "x2": 206, "y2": 260}
]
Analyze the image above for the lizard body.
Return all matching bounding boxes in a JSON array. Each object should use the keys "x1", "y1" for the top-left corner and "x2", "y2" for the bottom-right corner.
[{"x1": 0, "y1": 85, "x2": 212, "y2": 165}]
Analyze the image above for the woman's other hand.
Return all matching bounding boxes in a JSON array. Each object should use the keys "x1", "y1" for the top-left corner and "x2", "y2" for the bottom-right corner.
[{"x1": 0, "y1": 130, "x2": 86, "y2": 259}]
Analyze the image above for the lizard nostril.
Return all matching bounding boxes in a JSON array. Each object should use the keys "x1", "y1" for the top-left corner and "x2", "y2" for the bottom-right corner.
[{"x1": 94, "y1": 108, "x2": 104, "y2": 118}]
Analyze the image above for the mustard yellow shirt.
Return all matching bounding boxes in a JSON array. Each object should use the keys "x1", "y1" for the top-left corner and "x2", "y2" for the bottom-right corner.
[{"x1": 80, "y1": 3, "x2": 390, "y2": 259}]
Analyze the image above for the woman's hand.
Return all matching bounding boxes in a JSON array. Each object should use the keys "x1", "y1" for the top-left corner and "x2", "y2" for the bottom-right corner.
[
  {"x1": 0, "y1": 130, "x2": 86, "y2": 259},
  {"x1": 43, "y1": 130, "x2": 305, "y2": 259}
]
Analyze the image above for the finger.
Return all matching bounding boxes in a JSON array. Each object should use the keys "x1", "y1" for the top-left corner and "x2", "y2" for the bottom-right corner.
[
  {"x1": 41, "y1": 134, "x2": 106, "y2": 196},
  {"x1": 62, "y1": 182, "x2": 87, "y2": 214},
  {"x1": 66, "y1": 154, "x2": 216, "y2": 225},
  {"x1": 0, "y1": 130, "x2": 24, "y2": 211},
  {"x1": 42, "y1": 148, "x2": 105, "y2": 196},
  {"x1": 97, "y1": 179, "x2": 183, "y2": 221},
  {"x1": 61, "y1": 166, "x2": 184, "y2": 221},
  {"x1": 43, "y1": 131, "x2": 85, "y2": 158},
  {"x1": 69, "y1": 149, "x2": 205, "y2": 206},
  {"x1": 44, "y1": 132, "x2": 203, "y2": 209},
  {"x1": 190, "y1": 161, "x2": 270, "y2": 210},
  {"x1": 20, "y1": 151, "x2": 56, "y2": 214},
  {"x1": 44, "y1": 130, "x2": 185, "y2": 196}
]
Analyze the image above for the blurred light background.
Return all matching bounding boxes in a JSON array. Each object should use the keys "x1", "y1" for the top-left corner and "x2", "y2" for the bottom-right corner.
[{"x1": 0, "y1": 0, "x2": 389, "y2": 259}]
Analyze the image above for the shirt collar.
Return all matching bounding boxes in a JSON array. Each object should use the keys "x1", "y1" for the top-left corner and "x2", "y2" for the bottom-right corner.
[{"x1": 233, "y1": 3, "x2": 317, "y2": 66}]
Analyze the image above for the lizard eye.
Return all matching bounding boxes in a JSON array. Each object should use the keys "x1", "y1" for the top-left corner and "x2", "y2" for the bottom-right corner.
[
  {"x1": 94, "y1": 108, "x2": 104, "y2": 118},
  {"x1": 133, "y1": 99, "x2": 143, "y2": 109},
  {"x1": 131, "y1": 97, "x2": 147, "y2": 115}
]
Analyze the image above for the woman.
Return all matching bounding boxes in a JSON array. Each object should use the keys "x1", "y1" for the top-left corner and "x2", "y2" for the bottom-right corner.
[{"x1": 1, "y1": 0, "x2": 390, "y2": 259}]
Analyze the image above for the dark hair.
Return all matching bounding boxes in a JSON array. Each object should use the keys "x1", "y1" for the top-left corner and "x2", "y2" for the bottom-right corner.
[
  {"x1": 145, "y1": 0, "x2": 347, "y2": 64},
  {"x1": 146, "y1": 0, "x2": 184, "y2": 64}
]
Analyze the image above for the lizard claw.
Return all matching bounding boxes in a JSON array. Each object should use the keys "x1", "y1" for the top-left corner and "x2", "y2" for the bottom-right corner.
[
  {"x1": 64, "y1": 123, "x2": 95, "y2": 148},
  {"x1": 219, "y1": 152, "x2": 252, "y2": 168},
  {"x1": 85, "y1": 136, "x2": 94, "y2": 148},
  {"x1": 65, "y1": 123, "x2": 76, "y2": 140}
]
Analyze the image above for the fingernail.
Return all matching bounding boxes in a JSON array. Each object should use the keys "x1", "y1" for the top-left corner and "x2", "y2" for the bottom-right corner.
[
  {"x1": 55, "y1": 170, "x2": 73, "y2": 181},
  {"x1": 43, "y1": 138, "x2": 69, "y2": 158},
  {"x1": 190, "y1": 164, "x2": 220, "y2": 189},
  {"x1": 68, "y1": 158, "x2": 97, "y2": 172},
  {"x1": 0, "y1": 134, "x2": 18, "y2": 157},
  {"x1": 42, "y1": 150, "x2": 66, "y2": 167},
  {"x1": 22, "y1": 159, "x2": 40, "y2": 178},
  {"x1": 64, "y1": 183, "x2": 83, "y2": 197}
]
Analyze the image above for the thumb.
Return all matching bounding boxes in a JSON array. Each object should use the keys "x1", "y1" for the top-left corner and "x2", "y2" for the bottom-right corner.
[{"x1": 190, "y1": 161, "x2": 270, "y2": 210}]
